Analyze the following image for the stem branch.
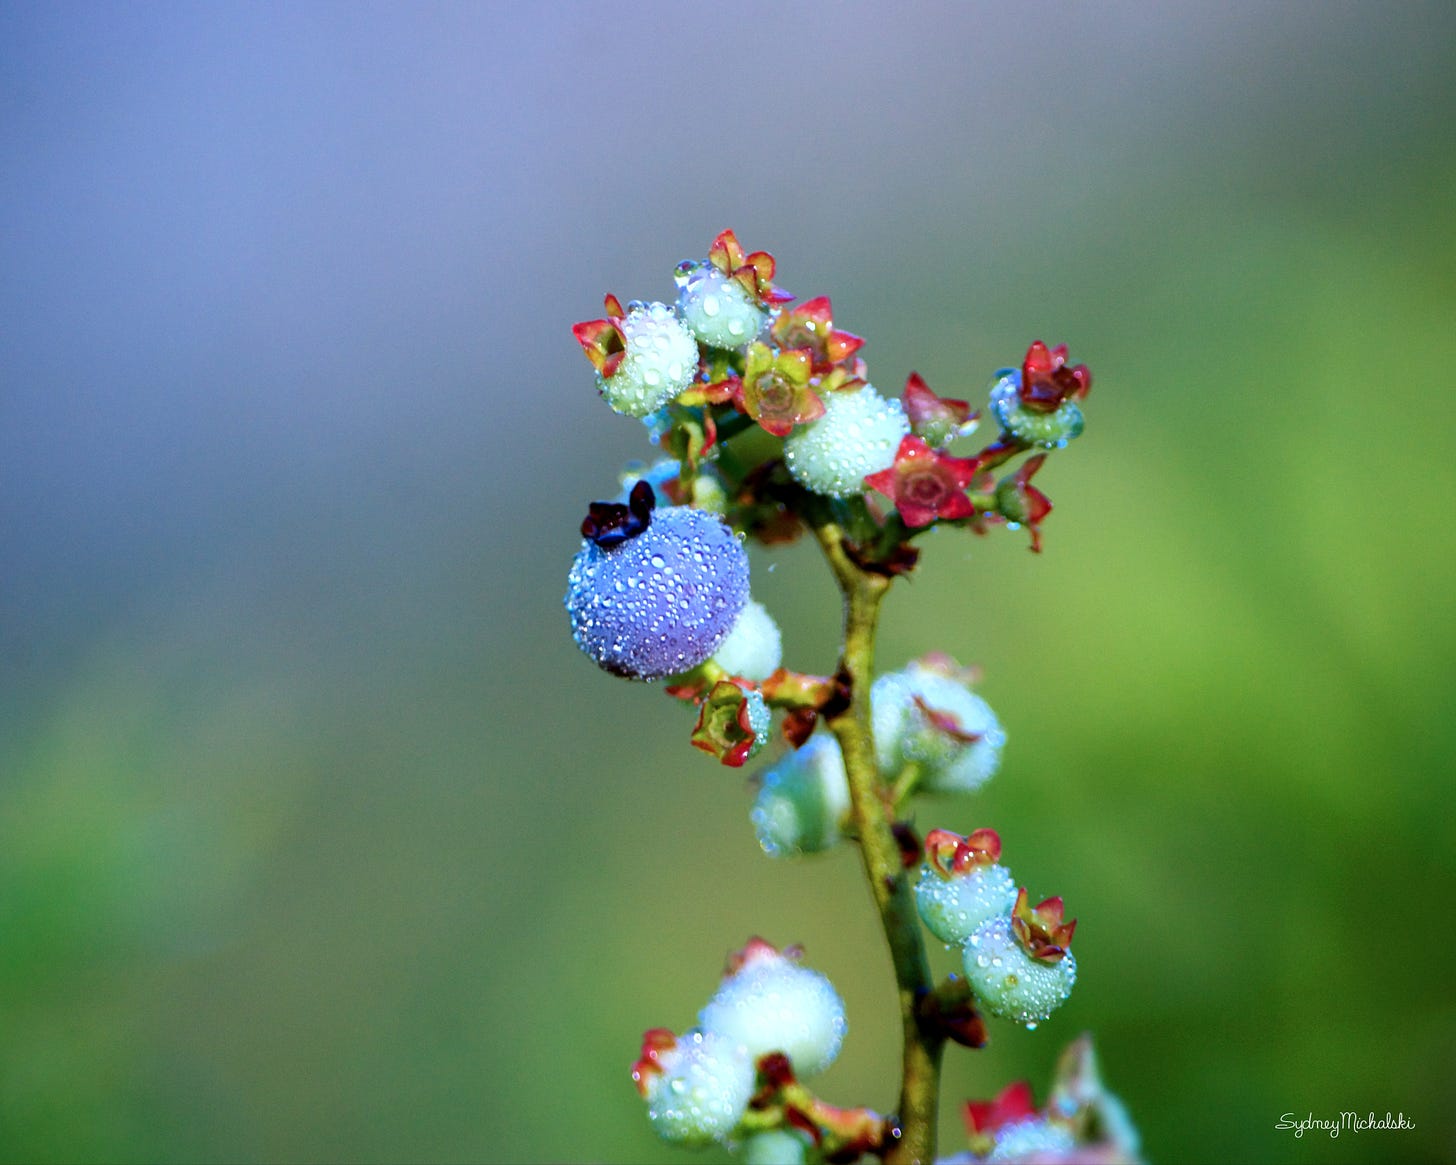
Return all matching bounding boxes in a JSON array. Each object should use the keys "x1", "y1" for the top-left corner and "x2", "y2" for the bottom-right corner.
[{"x1": 811, "y1": 513, "x2": 943, "y2": 1165}]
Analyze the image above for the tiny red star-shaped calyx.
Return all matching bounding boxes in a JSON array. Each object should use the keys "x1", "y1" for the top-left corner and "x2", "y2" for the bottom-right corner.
[{"x1": 865, "y1": 436, "x2": 980, "y2": 528}]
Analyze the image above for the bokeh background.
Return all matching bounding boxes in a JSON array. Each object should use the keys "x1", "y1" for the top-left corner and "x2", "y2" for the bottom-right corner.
[{"x1": 3, "y1": 3, "x2": 1454, "y2": 1163}]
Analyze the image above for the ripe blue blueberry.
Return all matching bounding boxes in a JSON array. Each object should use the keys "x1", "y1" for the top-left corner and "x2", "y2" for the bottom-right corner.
[{"x1": 566, "y1": 482, "x2": 750, "y2": 681}]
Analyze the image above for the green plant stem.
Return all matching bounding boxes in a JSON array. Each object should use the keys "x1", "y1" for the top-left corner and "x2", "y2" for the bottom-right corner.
[{"x1": 811, "y1": 514, "x2": 944, "y2": 1165}]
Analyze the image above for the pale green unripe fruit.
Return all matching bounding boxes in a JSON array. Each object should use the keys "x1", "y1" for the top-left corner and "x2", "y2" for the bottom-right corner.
[
  {"x1": 742, "y1": 1129, "x2": 812, "y2": 1164},
  {"x1": 783, "y1": 385, "x2": 909, "y2": 498},
  {"x1": 598, "y1": 302, "x2": 699, "y2": 418},
  {"x1": 713, "y1": 599, "x2": 784, "y2": 681},
  {"x1": 914, "y1": 861, "x2": 1018, "y2": 946},
  {"x1": 963, "y1": 914, "x2": 1077, "y2": 1026},
  {"x1": 699, "y1": 949, "x2": 847, "y2": 1078},
  {"x1": 676, "y1": 264, "x2": 767, "y2": 349},
  {"x1": 750, "y1": 735, "x2": 851, "y2": 857},
  {"x1": 640, "y1": 1030, "x2": 755, "y2": 1146},
  {"x1": 872, "y1": 663, "x2": 1005, "y2": 792}
]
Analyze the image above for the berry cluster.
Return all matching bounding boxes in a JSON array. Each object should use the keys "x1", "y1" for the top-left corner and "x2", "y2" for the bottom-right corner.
[
  {"x1": 564, "y1": 233, "x2": 1138, "y2": 1164},
  {"x1": 915, "y1": 828, "x2": 1077, "y2": 1028},
  {"x1": 632, "y1": 940, "x2": 883, "y2": 1159}
]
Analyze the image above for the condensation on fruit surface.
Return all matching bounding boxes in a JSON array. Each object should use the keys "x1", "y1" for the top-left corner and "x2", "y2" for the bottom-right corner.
[
  {"x1": 565, "y1": 506, "x2": 749, "y2": 680},
  {"x1": 782, "y1": 384, "x2": 909, "y2": 498}
]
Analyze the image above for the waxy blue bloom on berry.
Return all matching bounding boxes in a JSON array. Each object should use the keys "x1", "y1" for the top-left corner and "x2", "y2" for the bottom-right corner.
[{"x1": 565, "y1": 483, "x2": 749, "y2": 680}]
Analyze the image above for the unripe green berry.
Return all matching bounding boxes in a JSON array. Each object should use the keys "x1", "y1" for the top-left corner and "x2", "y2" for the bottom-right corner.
[
  {"x1": 675, "y1": 262, "x2": 767, "y2": 348},
  {"x1": 637, "y1": 1029, "x2": 755, "y2": 1146},
  {"x1": 699, "y1": 942, "x2": 847, "y2": 1078},
  {"x1": 713, "y1": 599, "x2": 783, "y2": 681},
  {"x1": 783, "y1": 385, "x2": 909, "y2": 498},
  {"x1": 750, "y1": 735, "x2": 851, "y2": 857},
  {"x1": 915, "y1": 861, "x2": 1018, "y2": 946},
  {"x1": 963, "y1": 914, "x2": 1077, "y2": 1026},
  {"x1": 598, "y1": 302, "x2": 699, "y2": 418},
  {"x1": 742, "y1": 1129, "x2": 812, "y2": 1165},
  {"x1": 989, "y1": 368, "x2": 1084, "y2": 449},
  {"x1": 872, "y1": 661, "x2": 1005, "y2": 793}
]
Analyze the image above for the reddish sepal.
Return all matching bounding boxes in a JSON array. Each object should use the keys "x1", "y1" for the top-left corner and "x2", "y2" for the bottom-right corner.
[
  {"x1": 690, "y1": 679, "x2": 764, "y2": 767},
  {"x1": 865, "y1": 436, "x2": 980, "y2": 528},
  {"x1": 631, "y1": 1028, "x2": 678, "y2": 1097},
  {"x1": 994, "y1": 453, "x2": 1053, "y2": 552},
  {"x1": 1020, "y1": 340, "x2": 1092, "y2": 414},
  {"x1": 902, "y1": 372, "x2": 977, "y2": 446},
  {"x1": 1011, "y1": 886, "x2": 1078, "y2": 962},
  {"x1": 965, "y1": 1080, "x2": 1039, "y2": 1137},
  {"x1": 924, "y1": 827, "x2": 1002, "y2": 878},
  {"x1": 571, "y1": 317, "x2": 627, "y2": 379},
  {"x1": 770, "y1": 296, "x2": 865, "y2": 372},
  {"x1": 707, "y1": 229, "x2": 793, "y2": 307}
]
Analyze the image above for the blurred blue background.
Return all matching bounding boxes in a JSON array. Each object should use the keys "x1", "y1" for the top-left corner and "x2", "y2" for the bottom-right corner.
[{"x1": 2, "y1": 3, "x2": 1453, "y2": 1162}]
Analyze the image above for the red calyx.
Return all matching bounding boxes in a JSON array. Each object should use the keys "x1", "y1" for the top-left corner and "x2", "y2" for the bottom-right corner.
[
  {"x1": 865, "y1": 436, "x2": 980, "y2": 528},
  {"x1": 1020, "y1": 340, "x2": 1091, "y2": 414}
]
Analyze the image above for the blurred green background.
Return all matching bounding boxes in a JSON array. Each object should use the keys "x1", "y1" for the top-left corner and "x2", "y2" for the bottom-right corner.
[{"x1": 2, "y1": 3, "x2": 1453, "y2": 1163}]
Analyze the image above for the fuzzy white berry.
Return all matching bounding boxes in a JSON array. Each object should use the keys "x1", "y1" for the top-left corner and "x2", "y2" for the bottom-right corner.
[
  {"x1": 750, "y1": 734, "x2": 851, "y2": 857},
  {"x1": 598, "y1": 302, "x2": 699, "y2": 418},
  {"x1": 782, "y1": 384, "x2": 909, "y2": 498},
  {"x1": 712, "y1": 599, "x2": 783, "y2": 681},
  {"x1": 872, "y1": 661, "x2": 1005, "y2": 793},
  {"x1": 636, "y1": 1029, "x2": 755, "y2": 1146},
  {"x1": 987, "y1": 1117, "x2": 1076, "y2": 1162},
  {"x1": 699, "y1": 943, "x2": 847, "y2": 1078},
  {"x1": 676, "y1": 263, "x2": 767, "y2": 348},
  {"x1": 915, "y1": 861, "x2": 1018, "y2": 946},
  {"x1": 963, "y1": 914, "x2": 1077, "y2": 1026}
]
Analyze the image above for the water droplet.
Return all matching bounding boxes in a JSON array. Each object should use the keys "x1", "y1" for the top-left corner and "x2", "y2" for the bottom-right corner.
[
  {"x1": 728, "y1": 319, "x2": 745, "y2": 336},
  {"x1": 650, "y1": 554, "x2": 665, "y2": 569},
  {"x1": 702, "y1": 295, "x2": 720, "y2": 318}
]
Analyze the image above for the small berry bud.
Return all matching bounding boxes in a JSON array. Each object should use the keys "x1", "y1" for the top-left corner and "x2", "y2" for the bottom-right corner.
[
  {"x1": 632, "y1": 1028, "x2": 755, "y2": 1147},
  {"x1": 586, "y1": 301, "x2": 700, "y2": 418},
  {"x1": 782, "y1": 384, "x2": 910, "y2": 498},
  {"x1": 699, "y1": 939, "x2": 847, "y2": 1078},
  {"x1": 750, "y1": 734, "x2": 851, "y2": 856},
  {"x1": 713, "y1": 599, "x2": 784, "y2": 681},
  {"x1": 872, "y1": 658, "x2": 1005, "y2": 793},
  {"x1": 565, "y1": 489, "x2": 749, "y2": 680},
  {"x1": 988, "y1": 342, "x2": 1091, "y2": 450},
  {"x1": 915, "y1": 828, "x2": 1018, "y2": 946},
  {"x1": 963, "y1": 891, "x2": 1078, "y2": 1027}
]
